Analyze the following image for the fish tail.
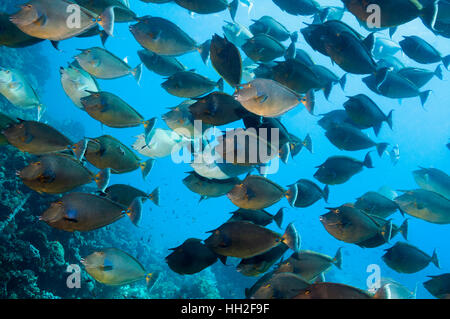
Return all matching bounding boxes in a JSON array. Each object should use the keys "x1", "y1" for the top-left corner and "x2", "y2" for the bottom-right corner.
[
  {"x1": 386, "y1": 110, "x2": 394, "y2": 130},
  {"x1": 322, "y1": 184, "x2": 330, "y2": 203},
  {"x1": 273, "y1": 207, "x2": 285, "y2": 229},
  {"x1": 132, "y1": 63, "x2": 143, "y2": 84},
  {"x1": 376, "y1": 143, "x2": 389, "y2": 158},
  {"x1": 363, "y1": 152, "x2": 374, "y2": 169},
  {"x1": 339, "y1": 73, "x2": 347, "y2": 91},
  {"x1": 442, "y1": 55, "x2": 450, "y2": 70},
  {"x1": 285, "y1": 183, "x2": 298, "y2": 207},
  {"x1": 381, "y1": 220, "x2": 393, "y2": 243},
  {"x1": 71, "y1": 138, "x2": 89, "y2": 160},
  {"x1": 300, "y1": 89, "x2": 315, "y2": 115},
  {"x1": 279, "y1": 143, "x2": 290, "y2": 164},
  {"x1": 94, "y1": 168, "x2": 110, "y2": 192},
  {"x1": 431, "y1": 249, "x2": 440, "y2": 268},
  {"x1": 323, "y1": 83, "x2": 332, "y2": 100},
  {"x1": 229, "y1": 0, "x2": 239, "y2": 21},
  {"x1": 419, "y1": 90, "x2": 432, "y2": 108},
  {"x1": 434, "y1": 64, "x2": 443, "y2": 80},
  {"x1": 399, "y1": 219, "x2": 409, "y2": 240},
  {"x1": 333, "y1": 247, "x2": 343, "y2": 269},
  {"x1": 302, "y1": 134, "x2": 313, "y2": 153},
  {"x1": 100, "y1": 30, "x2": 109, "y2": 47},
  {"x1": 281, "y1": 222, "x2": 300, "y2": 252},
  {"x1": 126, "y1": 197, "x2": 143, "y2": 227},
  {"x1": 148, "y1": 187, "x2": 160, "y2": 206},
  {"x1": 143, "y1": 117, "x2": 157, "y2": 145},
  {"x1": 198, "y1": 40, "x2": 211, "y2": 64},
  {"x1": 140, "y1": 159, "x2": 156, "y2": 180},
  {"x1": 290, "y1": 31, "x2": 298, "y2": 43},
  {"x1": 98, "y1": 6, "x2": 115, "y2": 37},
  {"x1": 217, "y1": 78, "x2": 224, "y2": 92}
]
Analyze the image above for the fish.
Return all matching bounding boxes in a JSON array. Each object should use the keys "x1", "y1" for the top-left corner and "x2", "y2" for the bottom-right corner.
[
  {"x1": 309, "y1": 65, "x2": 346, "y2": 100},
  {"x1": 165, "y1": 238, "x2": 219, "y2": 275},
  {"x1": 0, "y1": 67, "x2": 42, "y2": 110},
  {"x1": 388, "y1": 144, "x2": 400, "y2": 166},
  {"x1": 270, "y1": 59, "x2": 323, "y2": 94},
  {"x1": 343, "y1": 94, "x2": 393, "y2": 136},
  {"x1": 320, "y1": 205, "x2": 392, "y2": 244},
  {"x1": 10, "y1": 0, "x2": 115, "y2": 41},
  {"x1": 293, "y1": 282, "x2": 373, "y2": 299},
  {"x1": 382, "y1": 241, "x2": 440, "y2": 274},
  {"x1": 227, "y1": 175, "x2": 298, "y2": 210},
  {"x1": 372, "y1": 37, "x2": 402, "y2": 60},
  {"x1": 325, "y1": 124, "x2": 389, "y2": 157},
  {"x1": 162, "y1": 100, "x2": 212, "y2": 138},
  {"x1": 400, "y1": 36, "x2": 450, "y2": 69},
  {"x1": 81, "y1": 248, "x2": 151, "y2": 286},
  {"x1": 357, "y1": 217, "x2": 408, "y2": 248},
  {"x1": 40, "y1": 192, "x2": 143, "y2": 231},
  {"x1": 247, "y1": 272, "x2": 310, "y2": 299},
  {"x1": 373, "y1": 279, "x2": 416, "y2": 299},
  {"x1": 161, "y1": 70, "x2": 224, "y2": 98},
  {"x1": 189, "y1": 92, "x2": 246, "y2": 126},
  {"x1": 0, "y1": 12, "x2": 43, "y2": 48},
  {"x1": 82, "y1": 135, "x2": 155, "y2": 178},
  {"x1": 228, "y1": 207, "x2": 284, "y2": 228},
  {"x1": 210, "y1": 34, "x2": 242, "y2": 88},
  {"x1": 19, "y1": 153, "x2": 109, "y2": 194},
  {"x1": 183, "y1": 171, "x2": 240, "y2": 201},
  {"x1": 75, "y1": 47, "x2": 142, "y2": 83},
  {"x1": 133, "y1": 129, "x2": 185, "y2": 159},
  {"x1": 363, "y1": 68, "x2": 432, "y2": 107},
  {"x1": 103, "y1": 184, "x2": 160, "y2": 207},
  {"x1": 413, "y1": 167, "x2": 450, "y2": 199},
  {"x1": 423, "y1": 274, "x2": 450, "y2": 299},
  {"x1": 342, "y1": 0, "x2": 436, "y2": 31},
  {"x1": 237, "y1": 243, "x2": 289, "y2": 277},
  {"x1": 290, "y1": 179, "x2": 329, "y2": 208},
  {"x1": 137, "y1": 49, "x2": 185, "y2": 76},
  {"x1": 129, "y1": 16, "x2": 211, "y2": 63},
  {"x1": 73, "y1": 0, "x2": 136, "y2": 22},
  {"x1": 397, "y1": 66, "x2": 443, "y2": 88},
  {"x1": 242, "y1": 34, "x2": 288, "y2": 63},
  {"x1": 234, "y1": 78, "x2": 313, "y2": 117},
  {"x1": 80, "y1": 91, "x2": 148, "y2": 128},
  {"x1": 204, "y1": 221, "x2": 299, "y2": 259},
  {"x1": 174, "y1": 0, "x2": 240, "y2": 20},
  {"x1": 272, "y1": 0, "x2": 321, "y2": 16},
  {"x1": 222, "y1": 20, "x2": 253, "y2": 48},
  {"x1": 314, "y1": 152, "x2": 374, "y2": 185},
  {"x1": 275, "y1": 248, "x2": 342, "y2": 282},
  {"x1": 249, "y1": 16, "x2": 294, "y2": 42},
  {"x1": 60, "y1": 63, "x2": 100, "y2": 109},
  {"x1": 2, "y1": 119, "x2": 73, "y2": 155},
  {"x1": 394, "y1": 189, "x2": 450, "y2": 224},
  {"x1": 317, "y1": 110, "x2": 364, "y2": 131},
  {"x1": 354, "y1": 191, "x2": 400, "y2": 218}
]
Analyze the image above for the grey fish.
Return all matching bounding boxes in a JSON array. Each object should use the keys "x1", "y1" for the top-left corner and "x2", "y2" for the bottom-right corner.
[
  {"x1": 382, "y1": 241, "x2": 440, "y2": 274},
  {"x1": 138, "y1": 49, "x2": 185, "y2": 76},
  {"x1": 413, "y1": 167, "x2": 450, "y2": 199},
  {"x1": 161, "y1": 70, "x2": 223, "y2": 98}
]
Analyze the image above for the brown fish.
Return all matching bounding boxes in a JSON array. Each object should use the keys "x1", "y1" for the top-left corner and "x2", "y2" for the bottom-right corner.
[{"x1": 210, "y1": 34, "x2": 242, "y2": 87}]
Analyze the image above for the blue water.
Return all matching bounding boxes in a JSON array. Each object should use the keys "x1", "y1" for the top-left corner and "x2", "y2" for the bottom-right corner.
[{"x1": 5, "y1": 0, "x2": 450, "y2": 298}]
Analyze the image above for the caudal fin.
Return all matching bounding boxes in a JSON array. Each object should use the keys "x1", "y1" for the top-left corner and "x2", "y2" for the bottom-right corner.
[
  {"x1": 98, "y1": 6, "x2": 115, "y2": 37},
  {"x1": 148, "y1": 187, "x2": 160, "y2": 206},
  {"x1": 386, "y1": 110, "x2": 394, "y2": 130},
  {"x1": 132, "y1": 63, "x2": 143, "y2": 84},
  {"x1": 302, "y1": 134, "x2": 313, "y2": 153},
  {"x1": 399, "y1": 219, "x2": 409, "y2": 240},
  {"x1": 419, "y1": 90, "x2": 432, "y2": 107},
  {"x1": 376, "y1": 143, "x2": 389, "y2": 158},
  {"x1": 301, "y1": 90, "x2": 315, "y2": 115},
  {"x1": 363, "y1": 152, "x2": 374, "y2": 168},
  {"x1": 286, "y1": 183, "x2": 298, "y2": 207},
  {"x1": 273, "y1": 207, "x2": 284, "y2": 229},
  {"x1": 217, "y1": 78, "x2": 224, "y2": 92},
  {"x1": 229, "y1": 0, "x2": 239, "y2": 21},
  {"x1": 322, "y1": 184, "x2": 329, "y2": 203},
  {"x1": 140, "y1": 159, "x2": 156, "y2": 180},
  {"x1": 434, "y1": 65, "x2": 443, "y2": 80},
  {"x1": 333, "y1": 247, "x2": 343, "y2": 269},
  {"x1": 94, "y1": 168, "x2": 110, "y2": 192},
  {"x1": 71, "y1": 139, "x2": 89, "y2": 160},
  {"x1": 126, "y1": 197, "x2": 143, "y2": 227},
  {"x1": 143, "y1": 117, "x2": 157, "y2": 145},
  {"x1": 198, "y1": 40, "x2": 211, "y2": 64},
  {"x1": 431, "y1": 249, "x2": 440, "y2": 268},
  {"x1": 442, "y1": 55, "x2": 450, "y2": 70},
  {"x1": 281, "y1": 222, "x2": 301, "y2": 252},
  {"x1": 339, "y1": 73, "x2": 347, "y2": 91}
]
